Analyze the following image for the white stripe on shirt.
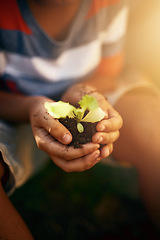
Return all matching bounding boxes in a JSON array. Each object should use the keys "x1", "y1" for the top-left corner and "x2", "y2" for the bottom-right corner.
[
  {"x1": 4, "y1": 40, "x2": 101, "y2": 82},
  {"x1": 103, "y1": 7, "x2": 129, "y2": 44}
]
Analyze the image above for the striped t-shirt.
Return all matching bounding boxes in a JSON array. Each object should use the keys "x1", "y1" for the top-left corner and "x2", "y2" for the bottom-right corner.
[{"x1": 0, "y1": 0, "x2": 129, "y2": 100}]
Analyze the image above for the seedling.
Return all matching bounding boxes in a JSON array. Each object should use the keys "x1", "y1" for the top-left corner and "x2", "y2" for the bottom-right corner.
[{"x1": 45, "y1": 95, "x2": 106, "y2": 133}]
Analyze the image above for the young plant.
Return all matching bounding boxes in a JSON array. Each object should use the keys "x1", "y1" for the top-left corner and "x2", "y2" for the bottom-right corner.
[{"x1": 45, "y1": 95, "x2": 106, "y2": 133}]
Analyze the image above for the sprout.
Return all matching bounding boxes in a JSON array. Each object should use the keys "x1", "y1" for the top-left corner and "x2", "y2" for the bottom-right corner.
[
  {"x1": 45, "y1": 101, "x2": 75, "y2": 119},
  {"x1": 45, "y1": 95, "x2": 106, "y2": 133}
]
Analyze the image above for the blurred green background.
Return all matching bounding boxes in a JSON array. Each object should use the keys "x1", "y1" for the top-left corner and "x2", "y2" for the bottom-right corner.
[{"x1": 10, "y1": 161, "x2": 156, "y2": 240}]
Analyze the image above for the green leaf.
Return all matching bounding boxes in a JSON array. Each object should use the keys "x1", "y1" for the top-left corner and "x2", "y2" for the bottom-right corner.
[
  {"x1": 45, "y1": 94, "x2": 106, "y2": 126},
  {"x1": 81, "y1": 107, "x2": 106, "y2": 123},
  {"x1": 45, "y1": 101, "x2": 76, "y2": 119},
  {"x1": 79, "y1": 95, "x2": 98, "y2": 112},
  {"x1": 73, "y1": 108, "x2": 84, "y2": 121},
  {"x1": 77, "y1": 122, "x2": 84, "y2": 133}
]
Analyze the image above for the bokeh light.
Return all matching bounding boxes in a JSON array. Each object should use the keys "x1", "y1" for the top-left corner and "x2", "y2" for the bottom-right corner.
[{"x1": 126, "y1": 0, "x2": 160, "y2": 87}]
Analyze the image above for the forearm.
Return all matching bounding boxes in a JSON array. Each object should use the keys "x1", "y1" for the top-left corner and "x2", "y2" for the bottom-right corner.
[
  {"x1": 0, "y1": 91, "x2": 49, "y2": 123},
  {"x1": 0, "y1": 183, "x2": 34, "y2": 240},
  {"x1": 62, "y1": 74, "x2": 119, "y2": 107},
  {"x1": 82, "y1": 74, "x2": 118, "y2": 94},
  {"x1": 0, "y1": 157, "x2": 34, "y2": 239}
]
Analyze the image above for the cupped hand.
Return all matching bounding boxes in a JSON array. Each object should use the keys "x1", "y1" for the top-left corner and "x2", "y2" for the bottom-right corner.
[
  {"x1": 29, "y1": 96, "x2": 100, "y2": 172},
  {"x1": 92, "y1": 101, "x2": 123, "y2": 159},
  {"x1": 62, "y1": 84, "x2": 123, "y2": 160}
]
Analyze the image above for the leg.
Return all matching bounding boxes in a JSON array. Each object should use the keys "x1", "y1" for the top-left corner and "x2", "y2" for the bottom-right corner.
[
  {"x1": 0, "y1": 153, "x2": 34, "y2": 240},
  {"x1": 112, "y1": 87, "x2": 160, "y2": 230}
]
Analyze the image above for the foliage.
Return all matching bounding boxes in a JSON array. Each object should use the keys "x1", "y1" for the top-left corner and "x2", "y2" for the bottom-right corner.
[{"x1": 45, "y1": 95, "x2": 106, "y2": 133}]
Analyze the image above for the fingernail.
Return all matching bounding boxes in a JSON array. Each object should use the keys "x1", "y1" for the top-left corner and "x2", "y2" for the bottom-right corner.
[
  {"x1": 99, "y1": 125, "x2": 105, "y2": 131},
  {"x1": 95, "y1": 157, "x2": 101, "y2": 163},
  {"x1": 62, "y1": 134, "x2": 72, "y2": 144},
  {"x1": 104, "y1": 148, "x2": 110, "y2": 157},
  {"x1": 97, "y1": 136, "x2": 103, "y2": 143},
  {"x1": 94, "y1": 144, "x2": 100, "y2": 149},
  {"x1": 95, "y1": 151, "x2": 100, "y2": 159}
]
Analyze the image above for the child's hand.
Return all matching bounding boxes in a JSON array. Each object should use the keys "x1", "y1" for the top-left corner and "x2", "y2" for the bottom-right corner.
[
  {"x1": 92, "y1": 101, "x2": 123, "y2": 159},
  {"x1": 29, "y1": 97, "x2": 100, "y2": 172},
  {"x1": 83, "y1": 91, "x2": 123, "y2": 159},
  {"x1": 62, "y1": 84, "x2": 123, "y2": 159}
]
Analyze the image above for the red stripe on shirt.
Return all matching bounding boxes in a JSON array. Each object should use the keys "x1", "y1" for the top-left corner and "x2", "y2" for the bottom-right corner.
[
  {"x1": 0, "y1": 0, "x2": 32, "y2": 34},
  {"x1": 86, "y1": 0, "x2": 120, "y2": 19},
  {"x1": 5, "y1": 80, "x2": 22, "y2": 94},
  {"x1": 96, "y1": 52, "x2": 124, "y2": 77}
]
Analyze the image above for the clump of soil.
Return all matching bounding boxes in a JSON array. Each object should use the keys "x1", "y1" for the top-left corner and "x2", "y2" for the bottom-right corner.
[{"x1": 59, "y1": 117, "x2": 97, "y2": 148}]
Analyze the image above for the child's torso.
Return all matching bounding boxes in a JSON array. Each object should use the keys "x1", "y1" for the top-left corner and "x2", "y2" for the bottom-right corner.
[
  {"x1": 26, "y1": 0, "x2": 82, "y2": 41},
  {"x1": 0, "y1": 0, "x2": 128, "y2": 99}
]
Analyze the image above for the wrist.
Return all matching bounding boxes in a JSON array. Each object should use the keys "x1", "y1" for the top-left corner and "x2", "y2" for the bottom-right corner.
[
  {"x1": 0, "y1": 91, "x2": 52, "y2": 123},
  {"x1": 68, "y1": 83, "x2": 108, "y2": 111},
  {"x1": 27, "y1": 96, "x2": 53, "y2": 122},
  {"x1": 62, "y1": 83, "x2": 99, "y2": 105},
  {"x1": 15, "y1": 95, "x2": 43, "y2": 123}
]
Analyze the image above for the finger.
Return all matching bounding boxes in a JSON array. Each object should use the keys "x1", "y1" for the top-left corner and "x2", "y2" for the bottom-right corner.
[
  {"x1": 34, "y1": 127, "x2": 100, "y2": 160},
  {"x1": 96, "y1": 108, "x2": 123, "y2": 133},
  {"x1": 100, "y1": 143, "x2": 113, "y2": 159},
  {"x1": 92, "y1": 130, "x2": 120, "y2": 144},
  {"x1": 39, "y1": 114, "x2": 72, "y2": 145},
  {"x1": 51, "y1": 149, "x2": 101, "y2": 172}
]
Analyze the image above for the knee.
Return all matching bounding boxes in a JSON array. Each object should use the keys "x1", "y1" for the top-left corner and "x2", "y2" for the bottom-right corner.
[
  {"x1": 113, "y1": 88, "x2": 160, "y2": 168},
  {"x1": 113, "y1": 120, "x2": 160, "y2": 168}
]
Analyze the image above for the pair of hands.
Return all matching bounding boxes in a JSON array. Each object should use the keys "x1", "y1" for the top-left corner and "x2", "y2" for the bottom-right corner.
[{"x1": 30, "y1": 84, "x2": 123, "y2": 172}]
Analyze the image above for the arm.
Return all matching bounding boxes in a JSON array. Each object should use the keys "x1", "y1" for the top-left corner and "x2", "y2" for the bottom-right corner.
[
  {"x1": 0, "y1": 91, "x2": 100, "y2": 239},
  {"x1": 0, "y1": 91, "x2": 37, "y2": 122},
  {"x1": 0, "y1": 91, "x2": 100, "y2": 171},
  {"x1": 0, "y1": 156, "x2": 34, "y2": 239}
]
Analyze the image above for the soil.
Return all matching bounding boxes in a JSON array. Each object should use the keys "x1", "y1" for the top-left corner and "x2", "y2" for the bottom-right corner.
[{"x1": 59, "y1": 117, "x2": 97, "y2": 148}]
